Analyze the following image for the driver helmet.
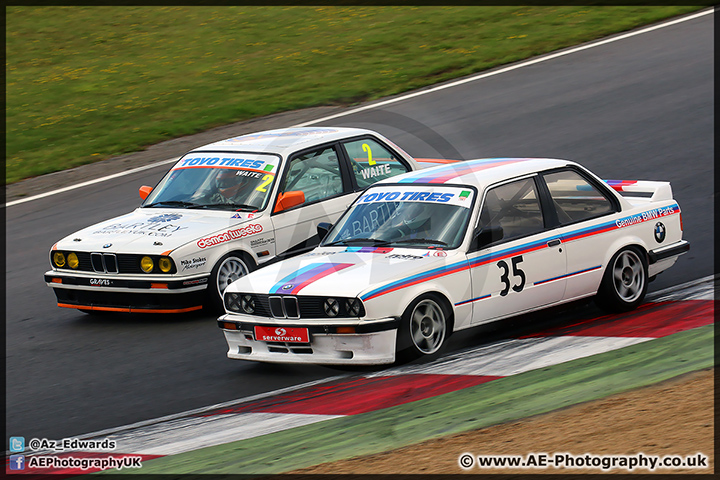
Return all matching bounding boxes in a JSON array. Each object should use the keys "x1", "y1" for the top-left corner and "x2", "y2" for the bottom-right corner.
[{"x1": 214, "y1": 169, "x2": 250, "y2": 200}]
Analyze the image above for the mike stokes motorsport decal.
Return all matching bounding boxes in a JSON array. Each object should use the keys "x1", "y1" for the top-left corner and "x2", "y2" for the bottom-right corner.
[
  {"x1": 197, "y1": 224, "x2": 263, "y2": 249},
  {"x1": 180, "y1": 256, "x2": 207, "y2": 271}
]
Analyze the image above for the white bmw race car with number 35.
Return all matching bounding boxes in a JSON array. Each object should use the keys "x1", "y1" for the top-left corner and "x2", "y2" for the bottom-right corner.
[
  {"x1": 44, "y1": 127, "x2": 457, "y2": 314},
  {"x1": 218, "y1": 157, "x2": 689, "y2": 364}
]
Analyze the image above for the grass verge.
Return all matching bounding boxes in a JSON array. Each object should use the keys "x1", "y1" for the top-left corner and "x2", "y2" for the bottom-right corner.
[
  {"x1": 7, "y1": 5, "x2": 705, "y2": 184},
  {"x1": 105, "y1": 323, "x2": 713, "y2": 474}
]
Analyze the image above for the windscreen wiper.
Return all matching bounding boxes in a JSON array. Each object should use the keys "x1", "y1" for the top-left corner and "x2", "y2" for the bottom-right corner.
[
  {"x1": 143, "y1": 200, "x2": 198, "y2": 208},
  {"x1": 188, "y1": 203, "x2": 258, "y2": 211},
  {"x1": 390, "y1": 238, "x2": 449, "y2": 247}
]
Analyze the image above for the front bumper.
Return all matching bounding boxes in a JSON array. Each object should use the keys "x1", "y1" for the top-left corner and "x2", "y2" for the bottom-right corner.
[
  {"x1": 45, "y1": 270, "x2": 209, "y2": 313},
  {"x1": 218, "y1": 315, "x2": 400, "y2": 365}
]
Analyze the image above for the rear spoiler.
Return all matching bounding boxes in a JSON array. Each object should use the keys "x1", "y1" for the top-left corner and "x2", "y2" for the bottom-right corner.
[
  {"x1": 603, "y1": 180, "x2": 673, "y2": 202},
  {"x1": 414, "y1": 158, "x2": 460, "y2": 169}
]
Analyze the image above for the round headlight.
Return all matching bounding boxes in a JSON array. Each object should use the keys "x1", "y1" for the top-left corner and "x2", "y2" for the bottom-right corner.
[
  {"x1": 158, "y1": 257, "x2": 172, "y2": 273},
  {"x1": 323, "y1": 298, "x2": 339, "y2": 317},
  {"x1": 241, "y1": 295, "x2": 255, "y2": 314},
  {"x1": 53, "y1": 252, "x2": 66, "y2": 268},
  {"x1": 345, "y1": 298, "x2": 361, "y2": 316},
  {"x1": 225, "y1": 293, "x2": 241, "y2": 312},
  {"x1": 140, "y1": 256, "x2": 154, "y2": 273},
  {"x1": 67, "y1": 253, "x2": 79, "y2": 269}
]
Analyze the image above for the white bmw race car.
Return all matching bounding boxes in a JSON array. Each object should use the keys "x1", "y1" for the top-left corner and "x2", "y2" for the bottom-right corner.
[
  {"x1": 44, "y1": 127, "x2": 454, "y2": 314},
  {"x1": 218, "y1": 157, "x2": 689, "y2": 365}
]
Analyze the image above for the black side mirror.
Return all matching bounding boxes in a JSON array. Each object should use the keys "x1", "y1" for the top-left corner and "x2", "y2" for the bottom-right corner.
[
  {"x1": 472, "y1": 225, "x2": 504, "y2": 250},
  {"x1": 317, "y1": 222, "x2": 332, "y2": 242}
]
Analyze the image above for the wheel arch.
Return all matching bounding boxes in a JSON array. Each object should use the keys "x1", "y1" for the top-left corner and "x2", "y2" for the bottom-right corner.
[
  {"x1": 363, "y1": 282, "x2": 458, "y2": 331},
  {"x1": 420, "y1": 290, "x2": 456, "y2": 333},
  {"x1": 600, "y1": 237, "x2": 649, "y2": 279},
  {"x1": 223, "y1": 248, "x2": 258, "y2": 269}
]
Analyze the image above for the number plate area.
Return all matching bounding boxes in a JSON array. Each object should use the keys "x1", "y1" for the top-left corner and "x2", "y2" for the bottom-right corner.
[{"x1": 254, "y1": 326, "x2": 310, "y2": 343}]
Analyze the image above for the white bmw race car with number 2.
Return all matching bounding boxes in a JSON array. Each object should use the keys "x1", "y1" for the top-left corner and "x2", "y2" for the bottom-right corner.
[
  {"x1": 44, "y1": 127, "x2": 455, "y2": 314},
  {"x1": 218, "y1": 157, "x2": 689, "y2": 364}
]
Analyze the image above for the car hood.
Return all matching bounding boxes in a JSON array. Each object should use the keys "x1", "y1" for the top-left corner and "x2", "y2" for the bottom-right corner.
[
  {"x1": 54, "y1": 208, "x2": 264, "y2": 254},
  {"x1": 227, "y1": 246, "x2": 462, "y2": 298}
]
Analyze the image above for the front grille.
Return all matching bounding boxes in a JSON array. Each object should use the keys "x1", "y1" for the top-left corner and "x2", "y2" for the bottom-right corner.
[
  {"x1": 91, "y1": 254, "x2": 104, "y2": 272},
  {"x1": 269, "y1": 297, "x2": 284, "y2": 318},
  {"x1": 117, "y1": 254, "x2": 143, "y2": 274},
  {"x1": 104, "y1": 254, "x2": 118, "y2": 273},
  {"x1": 75, "y1": 252, "x2": 93, "y2": 270},
  {"x1": 226, "y1": 293, "x2": 365, "y2": 319},
  {"x1": 90, "y1": 253, "x2": 118, "y2": 273},
  {"x1": 52, "y1": 251, "x2": 176, "y2": 274}
]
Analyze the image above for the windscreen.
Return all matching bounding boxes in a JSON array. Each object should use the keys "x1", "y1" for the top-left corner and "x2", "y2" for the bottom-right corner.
[
  {"x1": 323, "y1": 185, "x2": 475, "y2": 249},
  {"x1": 143, "y1": 153, "x2": 280, "y2": 211}
]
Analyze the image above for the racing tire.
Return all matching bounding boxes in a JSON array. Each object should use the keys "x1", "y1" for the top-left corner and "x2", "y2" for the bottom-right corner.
[
  {"x1": 595, "y1": 246, "x2": 648, "y2": 313},
  {"x1": 396, "y1": 293, "x2": 451, "y2": 363},
  {"x1": 207, "y1": 253, "x2": 255, "y2": 313}
]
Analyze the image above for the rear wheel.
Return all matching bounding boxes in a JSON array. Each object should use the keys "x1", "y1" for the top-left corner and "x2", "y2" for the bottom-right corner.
[
  {"x1": 397, "y1": 294, "x2": 450, "y2": 362},
  {"x1": 595, "y1": 247, "x2": 648, "y2": 312},
  {"x1": 208, "y1": 253, "x2": 254, "y2": 313}
]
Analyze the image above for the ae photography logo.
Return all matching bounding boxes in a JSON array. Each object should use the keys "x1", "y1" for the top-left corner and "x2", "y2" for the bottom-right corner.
[{"x1": 6, "y1": 436, "x2": 144, "y2": 472}]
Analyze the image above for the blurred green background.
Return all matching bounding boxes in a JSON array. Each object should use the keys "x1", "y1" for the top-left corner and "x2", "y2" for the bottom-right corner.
[{"x1": 6, "y1": 6, "x2": 702, "y2": 184}]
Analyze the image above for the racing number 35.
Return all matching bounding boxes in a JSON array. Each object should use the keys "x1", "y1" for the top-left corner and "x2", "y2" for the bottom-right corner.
[{"x1": 497, "y1": 255, "x2": 525, "y2": 296}]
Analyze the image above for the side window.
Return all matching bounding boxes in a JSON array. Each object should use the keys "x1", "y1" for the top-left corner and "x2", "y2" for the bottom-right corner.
[
  {"x1": 281, "y1": 146, "x2": 344, "y2": 205},
  {"x1": 478, "y1": 177, "x2": 544, "y2": 244},
  {"x1": 543, "y1": 170, "x2": 614, "y2": 225},
  {"x1": 342, "y1": 138, "x2": 410, "y2": 189}
]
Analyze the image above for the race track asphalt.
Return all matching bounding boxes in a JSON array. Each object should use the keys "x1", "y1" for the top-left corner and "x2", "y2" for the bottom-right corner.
[{"x1": 5, "y1": 12, "x2": 712, "y2": 442}]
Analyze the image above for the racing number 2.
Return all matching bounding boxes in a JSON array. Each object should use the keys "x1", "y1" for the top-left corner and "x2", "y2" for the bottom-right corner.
[
  {"x1": 255, "y1": 174, "x2": 274, "y2": 192},
  {"x1": 497, "y1": 255, "x2": 525, "y2": 296}
]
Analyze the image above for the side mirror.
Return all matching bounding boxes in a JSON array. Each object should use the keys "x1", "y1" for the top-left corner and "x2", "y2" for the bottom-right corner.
[
  {"x1": 274, "y1": 190, "x2": 306, "y2": 213},
  {"x1": 317, "y1": 222, "x2": 332, "y2": 241},
  {"x1": 139, "y1": 185, "x2": 153, "y2": 200},
  {"x1": 472, "y1": 225, "x2": 504, "y2": 250}
]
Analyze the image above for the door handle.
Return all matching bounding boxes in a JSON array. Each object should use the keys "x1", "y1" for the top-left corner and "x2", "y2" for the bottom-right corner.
[{"x1": 547, "y1": 239, "x2": 562, "y2": 247}]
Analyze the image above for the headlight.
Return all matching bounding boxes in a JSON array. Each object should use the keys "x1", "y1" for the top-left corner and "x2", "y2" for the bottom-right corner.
[
  {"x1": 158, "y1": 257, "x2": 172, "y2": 273},
  {"x1": 140, "y1": 256, "x2": 154, "y2": 273},
  {"x1": 345, "y1": 298, "x2": 361, "y2": 316},
  {"x1": 241, "y1": 295, "x2": 256, "y2": 314},
  {"x1": 323, "y1": 298, "x2": 339, "y2": 317},
  {"x1": 67, "y1": 253, "x2": 79, "y2": 269},
  {"x1": 225, "y1": 293, "x2": 241, "y2": 313},
  {"x1": 53, "y1": 252, "x2": 66, "y2": 268}
]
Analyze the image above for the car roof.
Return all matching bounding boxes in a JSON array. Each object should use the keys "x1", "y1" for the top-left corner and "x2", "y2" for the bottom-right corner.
[
  {"x1": 191, "y1": 127, "x2": 378, "y2": 155},
  {"x1": 378, "y1": 157, "x2": 578, "y2": 190}
]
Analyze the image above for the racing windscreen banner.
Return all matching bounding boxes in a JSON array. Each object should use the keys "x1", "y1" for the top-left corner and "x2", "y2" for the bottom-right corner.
[
  {"x1": 171, "y1": 154, "x2": 279, "y2": 175},
  {"x1": 356, "y1": 185, "x2": 475, "y2": 208}
]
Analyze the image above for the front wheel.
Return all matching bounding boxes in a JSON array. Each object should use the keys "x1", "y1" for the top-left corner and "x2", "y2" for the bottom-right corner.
[
  {"x1": 208, "y1": 253, "x2": 254, "y2": 313},
  {"x1": 595, "y1": 247, "x2": 648, "y2": 312},
  {"x1": 397, "y1": 294, "x2": 450, "y2": 362}
]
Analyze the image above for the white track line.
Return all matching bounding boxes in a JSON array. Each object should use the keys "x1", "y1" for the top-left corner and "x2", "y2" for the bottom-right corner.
[
  {"x1": 114, "y1": 413, "x2": 343, "y2": 456},
  {"x1": 6, "y1": 157, "x2": 179, "y2": 208},
  {"x1": 5, "y1": 8, "x2": 713, "y2": 209}
]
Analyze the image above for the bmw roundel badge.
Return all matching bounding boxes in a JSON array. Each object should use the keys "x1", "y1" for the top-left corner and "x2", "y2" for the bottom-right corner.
[
  {"x1": 654, "y1": 222, "x2": 666, "y2": 243},
  {"x1": 282, "y1": 284, "x2": 294, "y2": 290},
  {"x1": 103, "y1": 243, "x2": 112, "y2": 249}
]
